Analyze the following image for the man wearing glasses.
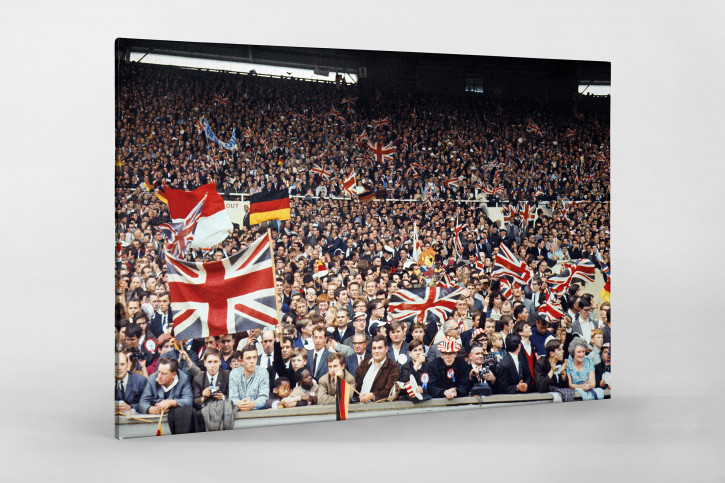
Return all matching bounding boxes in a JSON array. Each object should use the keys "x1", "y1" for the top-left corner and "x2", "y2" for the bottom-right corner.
[{"x1": 345, "y1": 333, "x2": 369, "y2": 376}]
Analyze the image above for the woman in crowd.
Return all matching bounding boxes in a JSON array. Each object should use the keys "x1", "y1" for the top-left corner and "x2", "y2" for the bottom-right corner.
[{"x1": 566, "y1": 337, "x2": 605, "y2": 400}]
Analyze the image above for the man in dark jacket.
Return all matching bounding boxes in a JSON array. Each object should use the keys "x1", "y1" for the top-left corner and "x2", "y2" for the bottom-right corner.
[
  {"x1": 427, "y1": 337, "x2": 471, "y2": 399},
  {"x1": 493, "y1": 333, "x2": 532, "y2": 394}
]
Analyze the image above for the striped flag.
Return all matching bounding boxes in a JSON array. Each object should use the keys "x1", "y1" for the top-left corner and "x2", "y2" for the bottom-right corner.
[
  {"x1": 159, "y1": 193, "x2": 207, "y2": 259},
  {"x1": 336, "y1": 375, "x2": 352, "y2": 421},
  {"x1": 388, "y1": 285, "x2": 467, "y2": 326},
  {"x1": 571, "y1": 259, "x2": 596, "y2": 283},
  {"x1": 546, "y1": 269, "x2": 574, "y2": 296},
  {"x1": 537, "y1": 299, "x2": 565, "y2": 322},
  {"x1": 499, "y1": 278, "x2": 513, "y2": 300},
  {"x1": 599, "y1": 280, "x2": 611, "y2": 303},
  {"x1": 359, "y1": 189, "x2": 386, "y2": 202},
  {"x1": 342, "y1": 171, "x2": 357, "y2": 198},
  {"x1": 526, "y1": 121, "x2": 542, "y2": 136},
  {"x1": 493, "y1": 243, "x2": 533, "y2": 285},
  {"x1": 248, "y1": 189, "x2": 291, "y2": 225}
]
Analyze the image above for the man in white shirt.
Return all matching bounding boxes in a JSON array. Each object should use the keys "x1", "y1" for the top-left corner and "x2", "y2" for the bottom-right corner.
[
  {"x1": 257, "y1": 329, "x2": 275, "y2": 369},
  {"x1": 355, "y1": 335, "x2": 399, "y2": 403},
  {"x1": 571, "y1": 298, "x2": 595, "y2": 344}
]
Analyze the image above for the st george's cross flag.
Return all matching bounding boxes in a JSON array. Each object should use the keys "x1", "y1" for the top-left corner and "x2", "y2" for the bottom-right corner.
[
  {"x1": 158, "y1": 183, "x2": 232, "y2": 248},
  {"x1": 167, "y1": 232, "x2": 278, "y2": 339},
  {"x1": 388, "y1": 285, "x2": 467, "y2": 326}
]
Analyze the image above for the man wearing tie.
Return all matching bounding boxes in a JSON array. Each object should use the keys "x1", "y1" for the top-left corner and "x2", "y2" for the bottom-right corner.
[
  {"x1": 257, "y1": 329, "x2": 276, "y2": 369},
  {"x1": 150, "y1": 292, "x2": 172, "y2": 338},
  {"x1": 307, "y1": 325, "x2": 331, "y2": 381},
  {"x1": 493, "y1": 333, "x2": 532, "y2": 394},
  {"x1": 115, "y1": 351, "x2": 146, "y2": 414},
  {"x1": 192, "y1": 349, "x2": 229, "y2": 409},
  {"x1": 345, "y1": 333, "x2": 368, "y2": 377},
  {"x1": 526, "y1": 277, "x2": 544, "y2": 308}
]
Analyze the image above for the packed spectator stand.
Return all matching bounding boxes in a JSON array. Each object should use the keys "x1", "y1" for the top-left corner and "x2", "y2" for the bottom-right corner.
[{"x1": 115, "y1": 61, "x2": 611, "y2": 434}]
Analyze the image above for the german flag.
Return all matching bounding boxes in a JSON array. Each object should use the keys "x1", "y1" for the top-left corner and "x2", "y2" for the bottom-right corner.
[
  {"x1": 359, "y1": 189, "x2": 387, "y2": 202},
  {"x1": 336, "y1": 375, "x2": 351, "y2": 421},
  {"x1": 249, "y1": 189, "x2": 291, "y2": 225},
  {"x1": 599, "y1": 280, "x2": 610, "y2": 303}
]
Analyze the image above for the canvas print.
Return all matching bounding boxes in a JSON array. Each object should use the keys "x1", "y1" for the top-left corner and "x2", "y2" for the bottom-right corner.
[{"x1": 114, "y1": 39, "x2": 611, "y2": 439}]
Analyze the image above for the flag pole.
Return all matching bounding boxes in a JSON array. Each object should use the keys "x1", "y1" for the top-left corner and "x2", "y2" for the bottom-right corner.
[{"x1": 266, "y1": 228, "x2": 283, "y2": 323}]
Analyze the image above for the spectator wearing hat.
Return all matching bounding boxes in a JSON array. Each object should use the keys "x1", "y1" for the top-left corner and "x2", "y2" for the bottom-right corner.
[
  {"x1": 427, "y1": 319, "x2": 463, "y2": 363},
  {"x1": 355, "y1": 335, "x2": 400, "y2": 403},
  {"x1": 493, "y1": 333, "x2": 532, "y2": 395},
  {"x1": 427, "y1": 337, "x2": 471, "y2": 400},
  {"x1": 138, "y1": 357, "x2": 194, "y2": 414}
]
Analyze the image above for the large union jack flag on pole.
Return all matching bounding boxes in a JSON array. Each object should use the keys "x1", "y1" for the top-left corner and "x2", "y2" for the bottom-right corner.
[
  {"x1": 167, "y1": 232, "x2": 278, "y2": 339},
  {"x1": 388, "y1": 285, "x2": 467, "y2": 326},
  {"x1": 493, "y1": 243, "x2": 533, "y2": 285},
  {"x1": 365, "y1": 140, "x2": 396, "y2": 163}
]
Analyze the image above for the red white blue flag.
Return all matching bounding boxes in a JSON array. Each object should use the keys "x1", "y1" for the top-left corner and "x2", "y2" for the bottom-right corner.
[
  {"x1": 388, "y1": 285, "x2": 467, "y2": 326},
  {"x1": 493, "y1": 243, "x2": 533, "y2": 285},
  {"x1": 167, "y1": 233, "x2": 278, "y2": 339},
  {"x1": 159, "y1": 194, "x2": 207, "y2": 259}
]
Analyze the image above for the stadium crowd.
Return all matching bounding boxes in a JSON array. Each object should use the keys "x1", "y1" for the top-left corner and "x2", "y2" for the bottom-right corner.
[{"x1": 115, "y1": 63, "x2": 610, "y2": 431}]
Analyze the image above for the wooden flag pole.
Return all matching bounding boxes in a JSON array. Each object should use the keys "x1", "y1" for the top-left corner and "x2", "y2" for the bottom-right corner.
[{"x1": 267, "y1": 228, "x2": 283, "y2": 324}]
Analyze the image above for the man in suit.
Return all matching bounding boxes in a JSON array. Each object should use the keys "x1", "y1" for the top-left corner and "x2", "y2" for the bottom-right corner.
[
  {"x1": 493, "y1": 333, "x2": 532, "y2": 395},
  {"x1": 387, "y1": 320, "x2": 410, "y2": 365},
  {"x1": 330, "y1": 310, "x2": 355, "y2": 344},
  {"x1": 316, "y1": 352, "x2": 356, "y2": 405},
  {"x1": 571, "y1": 297, "x2": 596, "y2": 344},
  {"x1": 115, "y1": 350, "x2": 146, "y2": 413},
  {"x1": 192, "y1": 349, "x2": 230, "y2": 409},
  {"x1": 307, "y1": 325, "x2": 331, "y2": 381},
  {"x1": 355, "y1": 335, "x2": 400, "y2": 403},
  {"x1": 257, "y1": 329, "x2": 275, "y2": 369},
  {"x1": 509, "y1": 283, "x2": 537, "y2": 325},
  {"x1": 137, "y1": 357, "x2": 194, "y2": 414},
  {"x1": 525, "y1": 276, "x2": 544, "y2": 308},
  {"x1": 149, "y1": 291, "x2": 172, "y2": 338},
  {"x1": 345, "y1": 333, "x2": 368, "y2": 377}
]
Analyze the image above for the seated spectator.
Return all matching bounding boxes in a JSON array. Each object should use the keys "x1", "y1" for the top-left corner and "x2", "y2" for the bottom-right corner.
[
  {"x1": 566, "y1": 338, "x2": 605, "y2": 400},
  {"x1": 281, "y1": 367, "x2": 318, "y2": 407},
  {"x1": 534, "y1": 339, "x2": 574, "y2": 401},
  {"x1": 115, "y1": 350, "x2": 146, "y2": 414},
  {"x1": 387, "y1": 320, "x2": 410, "y2": 365},
  {"x1": 228, "y1": 344, "x2": 269, "y2": 411},
  {"x1": 138, "y1": 357, "x2": 194, "y2": 414},
  {"x1": 467, "y1": 341, "x2": 496, "y2": 395},
  {"x1": 595, "y1": 343, "x2": 611, "y2": 391},
  {"x1": 355, "y1": 335, "x2": 400, "y2": 403},
  {"x1": 428, "y1": 337, "x2": 471, "y2": 400},
  {"x1": 493, "y1": 333, "x2": 532, "y2": 395},
  {"x1": 192, "y1": 348, "x2": 230, "y2": 409},
  {"x1": 398, "y1": 339, "x2": 431, "y2": 400},
  {"x1": 316, "y1": 352, "x2": 356, "y2": 405},
  {"x1": 267, "y1": 377, "x2": 292, "y2": 409}
]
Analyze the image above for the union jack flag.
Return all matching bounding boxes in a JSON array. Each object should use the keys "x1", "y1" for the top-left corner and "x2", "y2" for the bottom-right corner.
[
  {"x1": 329, "y1": 105, "x2": 345, "y2": 121},
  {"x1": 526, "y1": 121, "x2": 542, "y2": 136},
  {"x1": 582, "y1": 173, "x2": 595, "y2": 183},
  {"x1": 499, "y1": 278, "x2": 513, "y2": 300},
  {"x1": 493, "y1": 243, "x2": 533, "y2": 285},
  {"x1": 213, "y1": 95, "x2": 229, "y2": 106},
  {"x1": 366, "y1": 140, "x2": 396, "y2": 163},
  {"x1": 517, "y1": 201, "x2": 536, "y2": 225},
  {"x1": 545, "y1": 269, "x2": 574, "y2": 296},
  {"x1": 595, "y1": 248, "x2": 610, "y2": 278},
  {"x1": 502, "y1": 204, "x2": 519, "y2": 224},
  {"x1": 443, "y1": 178, "x2": 459, "y2": 189},
  {"x1": 570, "y1": 259, "x2": 596, "y2": 283},
  {"x1": 167, "y1": 233, "x2": 278, "y2": 339},
  {"x1": 260, "y1": 138, "x2": 269, "y2": 154},
  {"x1": 388, "y1": 285, "x2": 467, "y2": 326},
  {"x1": 574, "y1": 111, "x2": 585, "y2": 120},
  {"x1": 440, "y1": 270, "x2": 455, "y2": 288},
  {"x1": 194, "y1": 119, "x2": 204, "y2": 132},
  {"x1": 484, "y1": 185, "x2": 505, "y2": 196},
  {"x1": 243, "y1": 127, "x2": 252, "y2": 138},
  {"x1": 342, "y1": 171, "x2": 357, "y2": 198},
  {"x1": 159, "y1": 194, "x2": 207, "y2": 259},
  {"x1": 475, "y1": 255, "x2": 485, "y2": 273},
  {"x1": 341, "y1": 97, "x2": 358, "y2": 105},
  {"x1": 596, "y1": 152, "x2": 607, "y2": 162},
  {"x1": 370, "y1": 117, "x2": 391, "y2": 128},
  {"x1": 311, "y1": 163, "x2": 334, "y2": 180},
  {"x1": 537, "y1": 298, "x2": 564, "y2": 322},
  {"x1": 565, "y1": 128, "x2": 576, "y2": 137},
  {"x1": 453, "y1": 215, "x2": 465, "y2": 255}
]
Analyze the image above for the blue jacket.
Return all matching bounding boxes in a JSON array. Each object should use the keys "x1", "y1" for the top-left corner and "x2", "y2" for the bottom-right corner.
[{"x1": 137, "y1": 370, "x2": 194, "y2": 414}]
